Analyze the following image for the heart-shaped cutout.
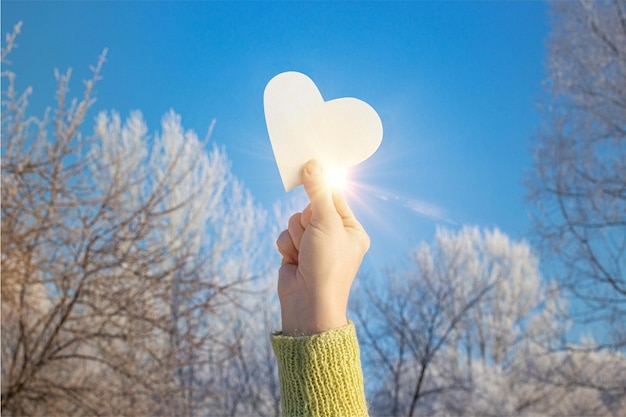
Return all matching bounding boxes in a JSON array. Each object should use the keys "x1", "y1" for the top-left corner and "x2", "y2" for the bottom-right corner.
[{"x1": 264, "y1": 71, "x2": 383, "y2": 191}]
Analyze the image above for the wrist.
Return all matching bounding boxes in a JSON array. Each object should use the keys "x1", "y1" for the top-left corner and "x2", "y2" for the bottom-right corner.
[{"x1": 280, "y1": 295, "x2": 348, "y2": 336}]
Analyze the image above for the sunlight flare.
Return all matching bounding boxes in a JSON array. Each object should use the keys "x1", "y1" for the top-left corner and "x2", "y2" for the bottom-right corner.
[{"x1": 323, "y1": 167, "x2": 349, "y2": 191}]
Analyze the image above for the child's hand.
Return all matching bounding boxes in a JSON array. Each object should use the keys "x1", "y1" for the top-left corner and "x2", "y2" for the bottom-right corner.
[{"x1": 276, "y1": 159, "x2": 370, "y2": 336}]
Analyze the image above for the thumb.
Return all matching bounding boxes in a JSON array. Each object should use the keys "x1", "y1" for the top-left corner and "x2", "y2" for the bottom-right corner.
[{"x1": 302, "y1": 159, "x2": 335, "y2": 223}]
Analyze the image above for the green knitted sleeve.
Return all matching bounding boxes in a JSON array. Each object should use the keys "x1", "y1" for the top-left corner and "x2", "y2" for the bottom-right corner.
[{"x1": 270, "y1": 321, "x2": 369, "y2": 417}]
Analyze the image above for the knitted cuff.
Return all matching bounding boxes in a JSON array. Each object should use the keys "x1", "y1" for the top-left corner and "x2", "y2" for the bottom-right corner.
[{"x1": 270, "y1": 321, "x2": 368, "y2": 417}]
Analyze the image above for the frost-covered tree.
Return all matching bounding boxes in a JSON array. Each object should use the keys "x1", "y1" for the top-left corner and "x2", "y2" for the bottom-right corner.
[
  {"x1": 355, "y1": 226, "x2": 566, "y2": 417},
  {"x1": 204, "y1": 295, "x2": 282, "y2": 417},
  {"x1": 526, "y1": 0, "x2": 626, "y2": 347},
  {"x1": 1, "y1": 23, "x2": 271, "y2": 416},
  {"x1": 522, "y1": 342, "x2": 626, "y2": 417}
]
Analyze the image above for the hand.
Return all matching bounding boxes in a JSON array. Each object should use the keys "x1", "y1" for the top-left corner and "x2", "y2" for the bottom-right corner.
[{"x1": 276, "y1": 159, "x2": 370, "y2": 336}]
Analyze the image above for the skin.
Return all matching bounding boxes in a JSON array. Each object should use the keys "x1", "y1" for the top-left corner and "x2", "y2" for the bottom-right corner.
[{"x1": 276, "y1": 159, "x2": 370, "y2": 336}]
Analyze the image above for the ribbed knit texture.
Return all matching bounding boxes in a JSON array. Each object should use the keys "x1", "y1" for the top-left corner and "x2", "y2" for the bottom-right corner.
[{"x1": 270, "y1": 321, "x2": 369, "y2": 417}]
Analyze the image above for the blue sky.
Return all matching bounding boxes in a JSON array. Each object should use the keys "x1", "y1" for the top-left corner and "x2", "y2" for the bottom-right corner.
[{"x1": 2, "y1": 1, "x2": 549, "y2": 271}]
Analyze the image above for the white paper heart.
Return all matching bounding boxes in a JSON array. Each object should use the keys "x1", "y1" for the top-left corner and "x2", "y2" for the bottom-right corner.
[{"x1": 264, "y1": 71, "x2": 383, "y2": 191}]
